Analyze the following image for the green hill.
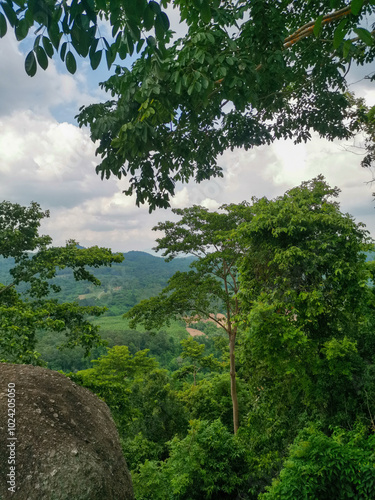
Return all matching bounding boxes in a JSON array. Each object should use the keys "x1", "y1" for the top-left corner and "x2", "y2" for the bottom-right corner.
[
  {"x1": 0, "y1": 251, "x2": 198, "y2": 371},
  {"x1": 0, "y1": 250, "x2": 195, "y2": 316}
]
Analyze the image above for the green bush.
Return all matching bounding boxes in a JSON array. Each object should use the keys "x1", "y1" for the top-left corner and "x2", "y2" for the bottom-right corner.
[
  {"x1": 261, "y1": 425, "x2": 375, "y2": 500},
  {"x1": 133, "y1": 419, "x2": 250, "y2": 499}
]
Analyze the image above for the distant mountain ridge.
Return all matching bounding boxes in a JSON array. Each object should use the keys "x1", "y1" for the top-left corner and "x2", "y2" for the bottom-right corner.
[{"x1": 0, "y1": 251, "x2": 196, "y2": 316}]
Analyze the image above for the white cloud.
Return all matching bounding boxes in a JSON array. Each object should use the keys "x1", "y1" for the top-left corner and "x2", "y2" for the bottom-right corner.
[
  {"x1": 0, "y1": 35, "x2": 110, "y2": 123},
  {"x1": 0, "y1": 111, "x2": 115, "y2": 206}
]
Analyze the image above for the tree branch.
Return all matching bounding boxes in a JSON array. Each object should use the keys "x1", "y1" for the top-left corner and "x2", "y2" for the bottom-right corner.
[
  {"x1": 0, "y1": 282, "x2": 15, "y2": 295},
  {"x1": 284, "y1": 5, "x2": 353, "y2": 48}
]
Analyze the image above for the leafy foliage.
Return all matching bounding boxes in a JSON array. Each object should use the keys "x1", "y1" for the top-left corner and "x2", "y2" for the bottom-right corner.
[
  {"x1": 174, "y1": 336, "x2": 225, "y2": 385},
  {"x1": 0, "y1": 0, "x2": 172, "y2": 75},
  {"x1": 125, "y1": 204, "x2": 249, "y2": 433},
  {"x1": 76, "y1": 0, "x2": 375, "y2": 209},
  {"x1": 133, "y1": 419, "x2": 251, "y2": 499},
  {"x1": 4, "y1": 181, "x2": 375, "y2": 499},
  {"x1": 235, "y1": 176, "x2": 374, "y2": 425},
  {"x1": 70, "y1": 345, "x2": 188, "y2": 470},
  {"x1": 2, "y1": 2, "x2": 375, "y2": 209},
  {"x1": 261, "y1": 426, "x2": 375, "y2": 500},
  {"x1": 0, "y1": 201, "x2": 123, "y2": 363}
]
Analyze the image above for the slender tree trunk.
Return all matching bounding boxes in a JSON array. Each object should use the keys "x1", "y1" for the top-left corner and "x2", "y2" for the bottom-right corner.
[{"x1": 229, "y1": 331, "x2": 239, "y2": 434}]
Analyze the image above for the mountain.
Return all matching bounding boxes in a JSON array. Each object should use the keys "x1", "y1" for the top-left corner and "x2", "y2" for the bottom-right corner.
[{"x1": 0, "y1": 251, "x2": 195, "y2": 316}]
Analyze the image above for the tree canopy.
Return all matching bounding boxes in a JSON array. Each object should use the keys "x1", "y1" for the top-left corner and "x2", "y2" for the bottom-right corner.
[
  {"x1": 1, "y1": 1, "x2": 375, "y2": 209},
  {"x1": 120, "y1": 177, "x2": 375, "y2": 498},
  {"x1": 235, "y1": 176, "x2": 375, "y2": 442},
  {"x1": 0, "y1": 200, "x2": 123, "y2": 363},
  {"x1": 125, "y1": 204, "x2": 248, "y2": 433}
]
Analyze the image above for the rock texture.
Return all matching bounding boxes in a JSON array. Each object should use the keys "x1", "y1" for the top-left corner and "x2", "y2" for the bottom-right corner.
[{"x1": 0, "y1": 363, "x2": 134, "y2": 500}]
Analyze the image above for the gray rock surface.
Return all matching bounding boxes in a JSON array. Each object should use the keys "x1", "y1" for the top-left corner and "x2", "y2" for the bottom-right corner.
[{"x1": 0, "y1": 363, "x2": 134, "y2": 500}]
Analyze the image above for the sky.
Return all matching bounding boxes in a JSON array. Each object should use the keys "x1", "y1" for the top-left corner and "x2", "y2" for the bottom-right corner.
[{"x1": 0, "y1": 12, "x2": 375, "y2": 253}]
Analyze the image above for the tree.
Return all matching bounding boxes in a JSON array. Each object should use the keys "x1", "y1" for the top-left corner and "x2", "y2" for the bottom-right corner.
[
  {"x1": 234, "y1": 176, "x2": 374, "y2": 426},
  {"x1": 133, "y1": 419, "x2": 250, "y2": 500},
  {"x1": 70, "y1": 345, "x2": 188, "y2": 470},
  {"x1": 125, "y1": 204, "x2": 249, "y2": 433},
  {"x1": 344, "y1": 93, "x2": 375, "y2": 184},
  {"x1": 0, "y1": 200, "x2": 123, "y2": 363},
  {"x1": 75, "y1": 0, "x2": 375, "y2": 209},
  {"x1": 261, "y1": 425, "x2": 375, "y2": 500},
  {"x1": 175, "y1": 336, "x2": 224, "y2": 385},
  {"x1": 1, "y1": 1, "x2": 375, "y2": 209},
  {"x1": 2, "y1": 1, "x2": 372, "y2": 76}
]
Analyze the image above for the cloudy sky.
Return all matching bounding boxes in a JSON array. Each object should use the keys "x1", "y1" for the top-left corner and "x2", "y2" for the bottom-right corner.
[{"x1": 0, "y1": 14, "x2": 375, "y2": 253}]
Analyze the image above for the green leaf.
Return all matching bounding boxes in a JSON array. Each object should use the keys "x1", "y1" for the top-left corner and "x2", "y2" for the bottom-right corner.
[
  {"x1": 42, "y1": 36, "x2": 54, "y2": 58},
  {"x1": 71, "y1": 22, "x2": 91, "y2": 57},
  {"x1": 90, "y1": 50, "x2": 102, "y2": 70},
  {"x1": 155, "y1": 12, "x2": 167, "y2": 39},
  {"x1": 149, "y1": 1, "x2": 161, "y2": 14},
  {"x1": 127, "y1": 18, "x2": 140, "y2": 41},
  {"x1": 105, "y1": 46, "x2": 116, "y2": 69},
  {"x1": 36, "y1": 46, "x2": 48, "y2": 70},
  {"x1": 201, "y1": 0, "x2": 211, "y2": 24},
  {"x1": 96, "y1": 0, "x2": 106, "y2": 9},
  {"x1": 353, "y1": 27, "x2": 373, "y2": 46},
  {"x1": 80, "y1": 13, "x2": 90, "y2": 31},
  {"x1": 143, "y1": 3, "x2": 154, "y2": 30},
  {"x1": 333, "y1": 18, "x2": 348, "y2": 49},
  {"x1": 117, "y1": 35, "x2": 129, "y2": 59},
  {"x1": 313, "y1": 15, "x2": 323, "y2": 37},
  {"x1": 60, "y1": 41, "x2": 67, "y2": 61},
  {"x1": 33, "y1": 34, "x2": 42, "y2": 50},
  {"x1": 47, "y1": 22, "x2": 61, "y2": 50},
  {"x1": 158, "y1": 11, "x2": 169, "y2": 31},
  {"x1": 136, "y1": 38, "x2": 145, "y2": 53},
  {"x1": 1, "y1": 2, "x2": 17, "y2": 27},
  {"x1": 25, "y1": 50, "x2": 37, "y2": 77},
  {"x1": 343, "y1": 39, "x2": 353, "y2": 59},
  {"x1": 15, "y1": 17, "x2": 29, "y2": 41},
  {"x1": 65, "y1": 51, "x2": 77, "y2": 74},
  {"x1": 24, "y1": 7, "x2": 34, "y2": 26},
  {"x1": 134, "y1": 0, "x2": 147, "y2": 20},
  {"x1": 123, "y1": 31, "x2": 133, "y2": 56},
  {"x1": 0, "y1": 12, "x2": 6, "y2": 37},
  {"x1": 351, "y1": 0, "x2": 364, "y2": 15}
]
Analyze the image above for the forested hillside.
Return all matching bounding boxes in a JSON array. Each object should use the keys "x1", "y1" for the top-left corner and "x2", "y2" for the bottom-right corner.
[
  {"x1": 0, "y1": 250, "x2": 197, "y2": 372},
  {"x1": 52, "y1": 250, "x2": 195, "y2": 314},
  {"x1": 3, "y1": 180, "x2": 375, "y2": 499},
  {"x1": 1, "y1": 251, "x2": 194, "y2": 311}
]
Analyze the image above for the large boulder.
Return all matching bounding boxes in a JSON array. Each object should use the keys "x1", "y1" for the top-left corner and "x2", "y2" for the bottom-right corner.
[{"x1": 0, "y1": 363, "x2": 134, "y2": 500}]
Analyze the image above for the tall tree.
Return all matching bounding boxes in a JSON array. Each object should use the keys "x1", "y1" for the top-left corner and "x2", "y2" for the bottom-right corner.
[
  {"x1": 1, "y1": 1, "x2": 374, "y2": 209},
  {"x1": 125, "y1": 204, "x2": 249, "y2": 433},
  {"x1": 0, "y1": 200, "x2": 123, "y2": 363},
  {"x1": 234, "y1": 176, "x2": 374, "y2": 425}
]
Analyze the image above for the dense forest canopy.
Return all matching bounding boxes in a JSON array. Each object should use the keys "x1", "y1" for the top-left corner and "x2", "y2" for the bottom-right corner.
[
  {"x1": 2, "y1": 177, "x2": 375, "y2": 497},
  {"x1": 76, "y1": 176, "x2": 375, "y2": 499}
]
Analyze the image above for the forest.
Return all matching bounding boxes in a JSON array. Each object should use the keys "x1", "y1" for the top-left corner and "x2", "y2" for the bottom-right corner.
[
  {"x1": 2, "y1": 0, "x2": 375, "y2": 498},
  {"x1": 2, "y1": 176, "x2": 375, "y2": 499}
]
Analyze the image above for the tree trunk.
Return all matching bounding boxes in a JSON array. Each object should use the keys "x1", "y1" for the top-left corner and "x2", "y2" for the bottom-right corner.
[{"x1": 229, "y1": 332, "x2": 239, "y2": 434}]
